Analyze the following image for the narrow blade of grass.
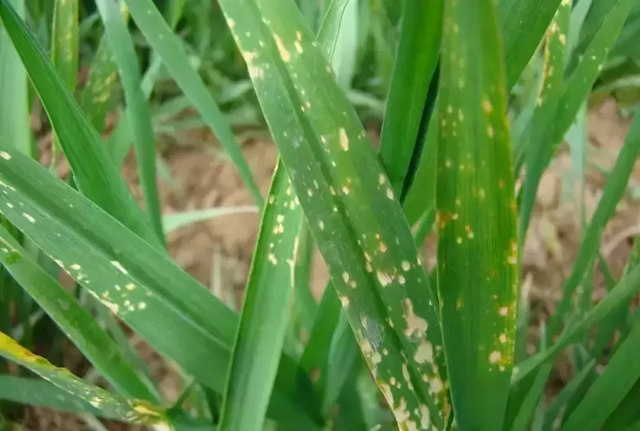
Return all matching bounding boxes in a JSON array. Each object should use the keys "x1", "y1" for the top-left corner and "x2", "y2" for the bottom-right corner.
[
  {"x1": 300, "y1": 287, "x2": 341, "y2": 375},
  {"x1": 80, "y1": 37, "x2": 118, "y2": 133},
  {"x1": 51, "y1": 0, "x2": 78, "y2": 91},
  {"x1": 0, "y1": 0, "x2": 30, "y2": 156},
  {"x1": 95, "y1": 0, "x2": 164, "y2": 243},
  {"x1": 436, "y1": 0, "x2": 518, "y2": 429},
  {"x1": 98, "y1": 4, "x2": 183, "y2": 164},
  {"x1": 0, "y1": 0, "x2": 160, "y2": 247},
  {"x1": 506, "y1": 325, "x2": 552, "y2": 431},
  {"x1": 219, "y1": 162, "x2": 310, "y2": 431},
  {"x1": 317, "y1": 0, "x2": 357, "y2": 89},
  {"x1": 0, "y1": 331, "x2": 166, "y2": 426},
  {"x1": 543, "y1": 359, "x2": 596, "y2": 430},
  {"x1": 121, "y1": 0, "x2": 263, "y2": 206},
  {"x1": 162, "y1": 206, "x2": 259, "y2": 234},
  {"x1": 378, "y1": 0, "x2": 441, "y2": 193},
  {"x1": 563, "y1": 319, "x2": 640, "y2": 431},
  {"x1": 502, "y1": 4, "x2": 572, "y2": 424},
  {"x1": 217, "y1": 0, "x2": 447, "y2": 427},
  {"x1": 402, "y1": 113, "x2": 438, "y2": 226},
  {"x1": 290, "y1": 225, "x2": 316, "y2": 337},
  {"x1": 0, "y1": 225, "x2": 159, "y2": 402},
  {"x1": 546, "y1": 104, "x2": 640, "y2": 337},
  {"x1": 567, "y1": 0, "x2": 595, "y2": 57},
  {"x1": 513, "y1": 262, "x2": 640, "y2": 384},
  {"x1": 591, "y1": 252, "x2": 633, "y2": 359},
  {"x1": 320, "y1": 312, "x2": 360, "y2": 415}
]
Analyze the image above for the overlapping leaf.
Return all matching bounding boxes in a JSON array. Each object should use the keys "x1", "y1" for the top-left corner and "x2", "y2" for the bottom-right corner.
[
  {"x1": 121, "y1": 0, "x2": 263, "y2": 206},
  {"x1": 0, "y1": 0, "x2": 159, "y2": 246},
  {"x1": 0, "y1": 144, "x2": 315, "y2": 426},
  {"x1": 216, "y1": 0, "x2": 447, "y2": 428}
]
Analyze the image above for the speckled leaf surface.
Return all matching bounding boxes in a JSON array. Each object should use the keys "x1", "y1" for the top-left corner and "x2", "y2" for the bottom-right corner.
[
  {"x1": 0, "y1": 145, "x2": 234, "y2": 391},
  {"x1": 436, "y1": 0, "x2": 518, "y2": 429},
  {"x1": 0, "y1": 144, "x2": 313, "y2": 425},
  {"x1": 216, "y1": 0, "x2": 447, "y2": 428}
]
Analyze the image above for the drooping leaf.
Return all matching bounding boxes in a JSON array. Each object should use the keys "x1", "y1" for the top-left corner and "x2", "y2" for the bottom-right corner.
[
  {"x1": 163, "y1": 206, "x2": 259, "y2": 234},
  {"x1": 0, "y1": 225, "x2": 159, "y2": 402},
  {"x1": 546, "y1": 104, "x2": 640, "y2": 337},
  {"x1": 513, "y1": 262, "x2": 640, "y2": 383},
  {"x1": 0, "y1": 376, "x2": 110, "y2": 418},
  {"x1": 0, "y1": 331, "x2": 167, "y2": 426}
]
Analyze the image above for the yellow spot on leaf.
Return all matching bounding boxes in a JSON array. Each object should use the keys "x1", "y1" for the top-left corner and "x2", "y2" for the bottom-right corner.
[
  {"x1": 274, "y1": 35, "x2": 291, "y2": 62},
  {"x1": 339, "y1": 128, "x2": 349, "y2": 151},
  {"x1": 403, "y1": 299, "x2": 428, "y2": 337}
]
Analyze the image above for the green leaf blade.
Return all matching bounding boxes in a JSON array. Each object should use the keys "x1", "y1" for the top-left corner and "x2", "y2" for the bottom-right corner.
[
  {"x1": 95, "y1": 0, "x2": 164, "y2": 243},
  {"x1": 379, "y1": 0, "x2": 442, "y2": 193},
  {"x1": 51, "y1": 0, "x2": 78, "y2": 91},
  {"x1": 0, "y1": 0, "x2": 30, "y2": 155},
  {"x1": 219, "y1": 161, "x2": 307, "y2": 431},
  {"x1": 437, "y1": 0, "x2": 518, "y2": 429}
]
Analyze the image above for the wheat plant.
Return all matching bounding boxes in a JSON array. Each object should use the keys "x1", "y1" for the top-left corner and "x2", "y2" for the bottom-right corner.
[{"x1": 0, "y1": 0, "x2": 639, "y2": 430}]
